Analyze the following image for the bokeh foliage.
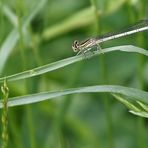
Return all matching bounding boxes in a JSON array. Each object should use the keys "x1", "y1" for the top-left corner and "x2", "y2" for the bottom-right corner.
[{"x1": 0, "y1": 0, "x2": 148, "y2": 148}]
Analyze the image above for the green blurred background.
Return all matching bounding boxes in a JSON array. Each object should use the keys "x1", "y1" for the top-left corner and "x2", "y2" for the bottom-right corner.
[{"x1": 0, "y1": 0, "x2": 148, "y2": 147}]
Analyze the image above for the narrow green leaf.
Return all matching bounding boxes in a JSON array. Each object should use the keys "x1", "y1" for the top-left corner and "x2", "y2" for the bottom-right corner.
[
  {"x1": 0, "y1": 85, "x2": 147, "y2": 108},
  {"x1": 129, "y1": 111, "x2": 148, "y2": 118},
  {"x1": 112, "y1": 94, "x2": 141, "y2": 112},
  {"x1": 136, "y1": 101, "x2": 148, "y2": 112},
  {"x1": 0, "y1": 45, "x2": 147, "y2": 82},
  {"x1": 112, "y1": 94, "x2": 148, "y2": 118}
]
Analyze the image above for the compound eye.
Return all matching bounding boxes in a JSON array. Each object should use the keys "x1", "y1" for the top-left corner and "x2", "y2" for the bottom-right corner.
[{"x1": 72, "y1": 40, "x2": 79, "y2": 52}]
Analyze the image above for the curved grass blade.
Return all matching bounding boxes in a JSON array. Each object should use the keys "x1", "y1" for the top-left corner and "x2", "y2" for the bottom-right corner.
[
  {"x1": 0, "y1": 85, "x2": 147, "y2": 108},
  {"x1": 0, "y1": 45, "x2": 148, "y2": 82}
]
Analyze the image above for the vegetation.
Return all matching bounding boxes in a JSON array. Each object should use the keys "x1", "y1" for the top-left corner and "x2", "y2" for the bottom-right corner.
[{"x1": 0, "y1": 0, "x2": 148, "y2": 147}]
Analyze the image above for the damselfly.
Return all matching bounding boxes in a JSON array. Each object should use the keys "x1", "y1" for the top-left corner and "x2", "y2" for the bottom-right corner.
[{"x1": 72, "y1": 19, "x2": 148, "y2": 55}]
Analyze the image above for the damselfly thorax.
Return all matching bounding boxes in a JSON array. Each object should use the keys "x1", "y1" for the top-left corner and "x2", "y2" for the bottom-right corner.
[{"x1": 72, "y1": 38, "x2": 99, "y2": 55}]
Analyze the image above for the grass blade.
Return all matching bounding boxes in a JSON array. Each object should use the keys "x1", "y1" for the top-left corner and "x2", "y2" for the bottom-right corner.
[
  {"x1": 0, "y1": 45, "x2": 147, "y2": 82},
  {"x1": 0, "y1": 85, "x2": 148, "y2": 108}
]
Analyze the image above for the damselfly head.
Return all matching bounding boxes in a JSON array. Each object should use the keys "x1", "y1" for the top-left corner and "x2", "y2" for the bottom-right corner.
[{"x1": 72, "y1": 40, "x2": 80, "y2": 52}]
